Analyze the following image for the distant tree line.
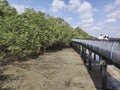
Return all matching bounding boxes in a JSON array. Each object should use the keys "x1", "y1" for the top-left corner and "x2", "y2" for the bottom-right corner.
[{"x1": 0, "y1": 0, "x2": 91, "y2": 59}]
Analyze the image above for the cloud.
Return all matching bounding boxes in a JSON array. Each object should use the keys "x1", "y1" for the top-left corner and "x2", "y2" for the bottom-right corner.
[
  {"x1": 80, "y1": 18, "x2": 94, "y2": 25},
  {"x1": 74, "y1": 1, "x2": 95, "y2": 29},
  {"x1": 40, "y1": 8, "x2": 46, "y2": 13},
  {"x1": 50, "y1": 0, "x2": 96, "y2": 31},
  {"x1": 92, "y1": 26, "x2": 102, "y2": 30},
  {"x1": 50, "y1": 0, "x2": 66, "y2": 13},
  {"x1": 94, "y1": 18, "x2": 116, "y2": 30},
  {"x1": 81, "y1": 23, "x2": 93, "y2": 28},
  {"x1": 107, "y1": 10, "x2": 120, "y2": 19},
  {"x1": 95, "y1": 3, "x2": 120, "y2": 31},
  {"x1": 78, "y1": 1, "x2": 93, "y2": 13},
  {"x1": 65, "y1": 17, "x2": 72, "y2": 23},
  {"x1": 80, "y1": 13, "x2": 93, "y2": 20},
  {"x1": 104, "y1": 4, "x2": 115, "y2": 12},
  {"x1": 104, "y1": 0, "x2": 120, "y2": 12},
  {"x1": 115, "y1": 0, "x2": 120, "y2": 4},
  {"x1": 103, "y1": 0, "x2": 120, "y2": 26},
  {"x1": 66, "y1": 0, "x2": 96, "y2": 30},
  {"x1": 11, "y1": 4, "x2": 29, "y2": 14},
  {"x1": 98, "y1": 10, "x2": 120, "y2": 27},
  {"x1": 68, "y1": 0, "x2": 81, "y2": 12},
  {"x1": 104, "y1": 18, "x2": 116, "y2": 24}
]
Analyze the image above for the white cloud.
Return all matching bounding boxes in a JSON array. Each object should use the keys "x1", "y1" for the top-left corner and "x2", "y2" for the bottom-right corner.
[
  {"x1": 92, "y1": 26, "x2": 102, "y2": 30},
  {"x1": 104, "y1": 4, "x2": 115, "y2": 12},
  {"x1": 67, "y1": 0, "x2": 96, "y2": 30},
  {"x1": 115, "y1": 0, "x2": 120, "y2": 5},
  {"x1": 104, "y1": 18, "x2": 116, "y2": 24},
  {"x1": 50, "y1": 0, "x2": 96, "y2": 31},
  {"x1": 107, "y1": 10, "x2": 120, "y2": 19},
  {"x1": 51, "y1": 0, "x2": 66, "y2": 13},
  {"x1": 80, "y1": 13, "x2": 93, "y2": 19},
  {"x1": 98, "y1": 10, "x2": 120, "y2": 27},
  {"x1": 95, "y1": 18, "x2": 116, "y2": 29},
  {"x1": 92, "y1": 17, "x2": 117, "y2": 32},
  {"x1": 78, "y1": 1, "x2": 93, "y2": 14},
  {"x1": 40, "y1": 8, "x2": 46, "y2": 13},
  {"x1": 11, "y1": 4, "x2": 29, "y2": 14},
  {"x1": 65, "y1": 17, "x2": 72, "y2": 23},
  {"x1": 80, "y1": 18, "x2": 94, "y2": 25},
  {"x1": 97, "y1": 0, "x2": 120, "y2": 31},
  {"x1": 104, "y1": 0, "x2": 120, "y2": 25},
  {"x1": 81, "y1": 23, "x2": 93, "y2": 28},
  {"x1": 68, "y1": 0, "x2": 81, "y2": 12},
  {"x1": 104, "y1": 0, "x2": 120, "y2": 12},
  {"x1": 78, "y1": 2, "x2": 95, "y2": 29}
]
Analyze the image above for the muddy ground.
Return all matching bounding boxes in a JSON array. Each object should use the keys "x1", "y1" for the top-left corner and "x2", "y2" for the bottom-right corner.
[{"x1": 0, "y1": 48, "x2": 96, "y2": 90}]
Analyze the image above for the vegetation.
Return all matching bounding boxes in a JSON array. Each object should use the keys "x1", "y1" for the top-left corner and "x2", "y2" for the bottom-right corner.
[{"x1": 0, "y1": 0, "x2": 91, "y2": 59}]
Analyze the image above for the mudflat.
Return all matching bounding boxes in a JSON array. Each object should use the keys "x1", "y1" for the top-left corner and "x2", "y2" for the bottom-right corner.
[{"x1": 1, "y1": 48, "x2": 96, "y2": 90}]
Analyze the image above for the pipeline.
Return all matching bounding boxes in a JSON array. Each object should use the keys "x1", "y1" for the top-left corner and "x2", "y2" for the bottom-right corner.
[{"x1": 71, "y1": 39, "x2": 120, "y2": 68}]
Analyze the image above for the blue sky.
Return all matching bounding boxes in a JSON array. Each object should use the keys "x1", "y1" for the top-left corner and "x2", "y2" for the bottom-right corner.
[{"x1": 8, "y1": 0, "x2": 120, "y2": 38}]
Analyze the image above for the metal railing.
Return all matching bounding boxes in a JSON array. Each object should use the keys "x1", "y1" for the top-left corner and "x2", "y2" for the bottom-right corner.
[
  {"x1": 71, "y1": 39, "x2": 120, "y2": 90},
  {"x1": 71, "y1": 39, "x2": 120, "y2": 68}
]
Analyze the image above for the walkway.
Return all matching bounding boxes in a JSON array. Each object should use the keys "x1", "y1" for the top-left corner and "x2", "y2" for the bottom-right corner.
[{"x1": 1, "y1": 48, "x2": 96, "y2": 90}]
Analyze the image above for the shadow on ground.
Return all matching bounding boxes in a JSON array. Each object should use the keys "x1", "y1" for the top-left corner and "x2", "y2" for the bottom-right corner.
[
  {"x1": 0, "y1": 74, "x2": 15, "y2": 90},
  {"x1": 83, "y1": 62, "x2": 117, "y2": 90},
  {"x1": 86, "y1": 65, "x2": 102, "y2": 90}
]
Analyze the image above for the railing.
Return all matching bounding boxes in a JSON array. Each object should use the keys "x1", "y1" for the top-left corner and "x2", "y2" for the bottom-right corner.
[
  {"x1": 71, "y1": 39, "x2": 120, "y2": 90},
  {"x1": 71, "y1": 39, "x2": 120, "y2": 67}
]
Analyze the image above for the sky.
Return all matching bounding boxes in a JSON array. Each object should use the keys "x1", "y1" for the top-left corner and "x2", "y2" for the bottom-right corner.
[{"x1": 8, "y1": 0, "x2": 120, "y2": 38}]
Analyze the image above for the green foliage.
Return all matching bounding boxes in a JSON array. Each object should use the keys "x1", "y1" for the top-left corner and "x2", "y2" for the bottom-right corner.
[
  {"x1": 0, "y1": 0, "x2": 17, "y2": 17},
  {"x1": 0, "y1": 1, "x2": 91, "y2": 59},
  {"x1": 73, "y1": 27, "x2": 92, "y2": 39}
]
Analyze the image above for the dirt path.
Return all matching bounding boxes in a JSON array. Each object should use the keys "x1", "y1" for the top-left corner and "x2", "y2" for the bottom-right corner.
[{"x1": 1, "y1": 48, "x2": 96, "y2": 90}]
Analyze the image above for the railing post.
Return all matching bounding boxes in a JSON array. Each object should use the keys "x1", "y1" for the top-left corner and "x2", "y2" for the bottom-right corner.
[
  {"x1": 81, "y1": 46, "x2": 84, "y2": 58},
  {"x1": 79, "y1": 45, "x2": 81, "y2": 54},
  {"x1": 89, "y1": 50, "x2": 92, "y2": 71},
  {"x1": 99, "y1": 56, "x2": 102, "y2": 61},
  {"x1": 72, "y1": 43, "x2": 75, "y2": 49},
  {"x1": 84, "y1": 48, "x2": 86, "y2": 64},
  {"x1": 76, "y1": 44, "x2": 78, "y2": 52},
  {"x1": 75, "y1": 43, "x2": 76, "y2": 50},
  {"x1": 78, "y1": 44, "x2": 80, "y2": 53},
  {"x1": 77, "y1": 44, "x2": 79, "y2": 53},
  {"x1": 94, "y1": 53, "x2": 96, "y2": 65},
  {"x1": 100, "y1": 60, "x2": 107, "y2": 90},
  {"x1": 77, "y1": 44, "x2": 79, "y2": 52},
  {"x1": 80, "y1": 45, "x2": 82, "y2": 54}
]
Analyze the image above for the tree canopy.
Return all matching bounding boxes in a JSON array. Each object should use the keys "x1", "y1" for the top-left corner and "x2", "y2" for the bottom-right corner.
[{"x1": 0, "y1": 0, "x2": 91, "y2": 59}]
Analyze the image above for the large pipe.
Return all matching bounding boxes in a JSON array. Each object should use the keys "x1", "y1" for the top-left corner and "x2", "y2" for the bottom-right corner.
[{"x1": 71, "y1": 39, "x2": 120, "y2": 68}]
